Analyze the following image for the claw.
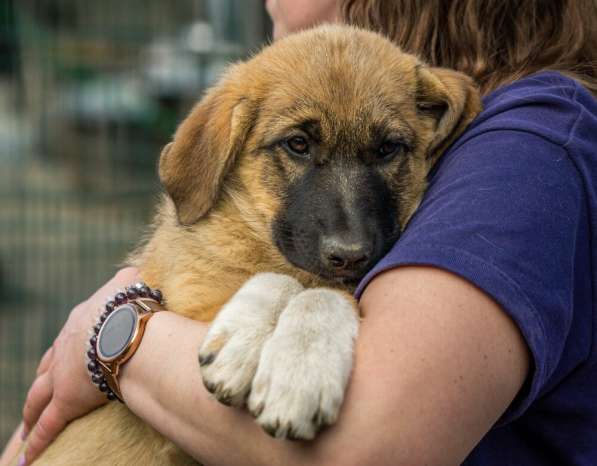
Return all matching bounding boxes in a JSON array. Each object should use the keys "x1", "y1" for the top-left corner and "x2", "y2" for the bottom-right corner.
[
  {"x1": 198, "y1": 352, "x2": 215, "y2": 366},
  {"x1": 204, "y1": 380, "x2": 217, "y2": 394},
  {"x1": 249, "y1": 401, "x2": 264, "y2": 418},
  {"x1": 262, "y1": 420, "x2": 279, "y2": 438}
]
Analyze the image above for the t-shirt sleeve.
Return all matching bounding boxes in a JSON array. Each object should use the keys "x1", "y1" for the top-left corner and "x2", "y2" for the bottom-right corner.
[{"x1": 355, "y1": 129, "x2": 586, "y2": 423}]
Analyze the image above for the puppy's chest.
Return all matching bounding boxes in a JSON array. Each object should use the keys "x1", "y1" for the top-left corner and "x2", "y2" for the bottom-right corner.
[
  {"x1": 141, "y1": 267, "x2": 248, "y2": 322},
  {"x1": 137, "y1": 217, "x2": 341, "y2": 322},
  {"x1": 141, "y1": 261, "x2": 335, "y2": 323}
]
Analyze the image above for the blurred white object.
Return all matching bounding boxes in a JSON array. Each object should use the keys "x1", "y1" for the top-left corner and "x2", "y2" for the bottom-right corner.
[
  {"x1": 184, "y1": 21, "x2": 214, "y2": 54},
  {"x1": 145, "y1": 37, "x2": 202, "y2": 97}
]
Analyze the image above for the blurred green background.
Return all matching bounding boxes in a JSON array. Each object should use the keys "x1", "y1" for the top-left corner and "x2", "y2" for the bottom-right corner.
[{"x1": 0, "y1": 0, "x2": 270, "y2": 445}]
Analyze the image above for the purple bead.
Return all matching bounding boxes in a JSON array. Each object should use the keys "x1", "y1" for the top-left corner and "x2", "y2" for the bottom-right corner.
[
  {"x1": 93, "y1": 323, "x2": 102, "y2": 334},
  {"x1": 89, "y1": 335, "x2": 97, "y2": 346},
  {"x1": 114, "y1": 292, "x2": 127, "y2": 305},
  {"x1": 105, "y1": 301, "x2": 116, "y2": 313},
  {"x1": 87, "y1": 360, "x2": 98, "y2": 372},
  {"x1": 91, "y1": 373, "x2": 103, "y2": 384},
  {"x1": 87, "y1": 348, "x2": 97, "y2": 360},
  {"x1": 150, "y1": 289, "x2": 163, "y2": 303},
  {"x1": 99, "y1": 312, "x2": 107, "y2": 323},
  {"x1": 126, "y1": 287, "x2": 138, "y2": 299},
  {"x1": 137, "y1": 286, "x2": 149, "y2": 298},
  {"x1": 107, "y1": 391, "x2": 117, "y2": 401},
  {"x1": 99, "y1": 382, "x2": 109, "y2": 392}
]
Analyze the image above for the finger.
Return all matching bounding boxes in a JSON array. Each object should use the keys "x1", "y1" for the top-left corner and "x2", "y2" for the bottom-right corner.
[
  {"x1": 0, "y1": 422, "x2": 25, "y2": 466},
  {"x1": 24, "y1": 403, "x2": 67, "y2": 465},
  {"x1": 113, "y1": 266, "x2": 140, "y2": 284},
  {"x1": 36, "y1": 346, "x2": 54, "y2": 376},
  {"x1": 80, "y1": 267, "x2": 141, "y2": 313},
  {"x1": 22, "y1": 373, "x2": 52, "y2": 437},
  {"x1": 69, "y1": 267, "x2": 142, "y2": 326},
  {"x1": 100, "y1": 267, "x2": 141, "y2": 298}
]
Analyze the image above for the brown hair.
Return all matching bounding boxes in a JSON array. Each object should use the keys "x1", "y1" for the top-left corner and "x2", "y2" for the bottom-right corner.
[{"x1": 340, "y1": 0, "x2": 597, "y2": 96}]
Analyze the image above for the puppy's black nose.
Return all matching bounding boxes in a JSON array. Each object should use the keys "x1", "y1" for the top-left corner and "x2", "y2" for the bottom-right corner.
[{"x1": 321, "y1": 236, "x2": 371, "y2": 272}]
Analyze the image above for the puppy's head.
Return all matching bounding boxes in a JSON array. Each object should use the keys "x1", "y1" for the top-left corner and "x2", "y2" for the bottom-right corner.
[{"x1": 159, "y1": 25, "x2": 481, "y2": 283}]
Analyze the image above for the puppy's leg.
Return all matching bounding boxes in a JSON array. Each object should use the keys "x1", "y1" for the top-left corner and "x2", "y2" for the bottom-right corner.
[
  {"x1": 198, "y1": 273, "x2": 304, "y2": 407},
  {"x1": 247, "y1": 289, "x2": 359, "y2": 440}
]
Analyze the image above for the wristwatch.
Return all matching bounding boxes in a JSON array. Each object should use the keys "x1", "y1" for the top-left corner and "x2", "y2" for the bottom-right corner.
[{"x1": 94, "y1": 294, "x2": 164, "y2": 401}]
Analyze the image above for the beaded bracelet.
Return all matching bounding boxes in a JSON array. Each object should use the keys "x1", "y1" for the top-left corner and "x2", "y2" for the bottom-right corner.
[{"x1": 86, "y1": 282, "x2": 164, "y2": 401}]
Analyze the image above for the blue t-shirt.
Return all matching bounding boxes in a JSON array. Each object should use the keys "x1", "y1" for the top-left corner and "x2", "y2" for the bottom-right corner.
[{"x1": 356, "y1": 72, "x2": 597, "y2": 465}]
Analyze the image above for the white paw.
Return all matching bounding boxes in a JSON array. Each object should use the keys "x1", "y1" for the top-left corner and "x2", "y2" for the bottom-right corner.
[
  {"x1": 198, "y1": 273, "x2": 303, "y2": 407},
  {"x1": 247, "y1": 289, "x2": 359, "y2": 440}
]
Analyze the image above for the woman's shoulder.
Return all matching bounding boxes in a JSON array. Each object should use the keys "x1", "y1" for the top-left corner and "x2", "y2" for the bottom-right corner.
[
  {"x1": 489, "y1": 71, "x2": 580, "y2": 101},
  {"x1": 458, "y1": 71, "x2": 597, "y2": 150}
]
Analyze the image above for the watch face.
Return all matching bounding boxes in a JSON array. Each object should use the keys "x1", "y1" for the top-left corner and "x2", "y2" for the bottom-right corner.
[{"x1": 97, "y1": 304, "x2": 138, "y2": 361}]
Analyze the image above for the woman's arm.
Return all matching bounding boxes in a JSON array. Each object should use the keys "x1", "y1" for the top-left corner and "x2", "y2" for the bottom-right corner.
[{"x1": 120, "y1": 265, "x2": 530, "y2": 466}]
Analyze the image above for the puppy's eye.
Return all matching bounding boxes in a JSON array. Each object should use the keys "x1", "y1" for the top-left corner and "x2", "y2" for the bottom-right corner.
[
  {"x1": 283, "y1": 136, "x2": 310, "y2": 157},
  {"x1": 377, "y1": 141, "x2": 404, "y2": 160}
]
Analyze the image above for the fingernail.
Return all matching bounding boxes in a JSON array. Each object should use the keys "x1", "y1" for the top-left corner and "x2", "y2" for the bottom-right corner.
[
  {"x1": 18, "y1": 453, "x2": 26, "y2": 466},
  {"x1": 21, "y1": 427, "x2": 28, "y2": 441}
]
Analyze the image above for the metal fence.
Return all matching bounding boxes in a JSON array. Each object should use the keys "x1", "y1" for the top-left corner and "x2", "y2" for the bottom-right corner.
[{"x1": 0, "y1": 0, "x2": 269, "y2": 445}]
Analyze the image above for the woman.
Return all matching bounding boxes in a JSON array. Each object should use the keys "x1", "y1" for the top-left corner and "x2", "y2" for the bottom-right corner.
[{"x1": 3, "y1": 0, "x2": 597, "y2": 464}]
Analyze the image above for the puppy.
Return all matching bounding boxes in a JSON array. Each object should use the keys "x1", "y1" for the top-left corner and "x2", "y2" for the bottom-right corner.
[{"x1": 24, "y1": 25, "x2": 480, "y2": 465}]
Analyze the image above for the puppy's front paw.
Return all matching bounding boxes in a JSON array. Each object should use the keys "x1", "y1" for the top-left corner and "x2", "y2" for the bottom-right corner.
[
  {"x1": 247, "y1": 289, "x2": 358, "y2": 440},
  {"x1": 199, "y1": 273, "x2": 303, "y2": 407}
]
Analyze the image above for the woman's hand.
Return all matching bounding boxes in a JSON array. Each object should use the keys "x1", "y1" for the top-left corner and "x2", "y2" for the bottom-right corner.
[{"x1": 19, "y1": 267, "x2": 140, "y2": 465}]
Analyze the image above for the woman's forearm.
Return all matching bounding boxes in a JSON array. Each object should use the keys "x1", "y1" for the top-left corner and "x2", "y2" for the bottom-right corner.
[{"x1": 118, "y1": 267, "x2": 529, "y2": 466}]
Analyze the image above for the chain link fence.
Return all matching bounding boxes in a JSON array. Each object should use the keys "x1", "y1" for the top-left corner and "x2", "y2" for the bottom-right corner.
[{"x1": 0, "y1": 0, "x2": 269, "y2": 445}]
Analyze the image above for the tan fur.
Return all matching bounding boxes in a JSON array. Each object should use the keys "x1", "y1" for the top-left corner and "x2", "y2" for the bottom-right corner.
[{"x1": 22, "y1": 25, "x2": 481, "y2": 466}]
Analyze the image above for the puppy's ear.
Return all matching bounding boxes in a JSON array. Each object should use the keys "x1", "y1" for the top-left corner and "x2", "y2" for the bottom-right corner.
[
  {"x1": 416, "y1": 65, "x2": 482, "y2": 164},
  {"x1": 159, "y1": 74, "x2": 254, "y2": 225}
]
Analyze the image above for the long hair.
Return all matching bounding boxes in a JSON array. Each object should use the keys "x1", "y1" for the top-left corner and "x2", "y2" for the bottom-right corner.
[{"x1": 341, "y1": 0, "x2": 597, "y2": 95}]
